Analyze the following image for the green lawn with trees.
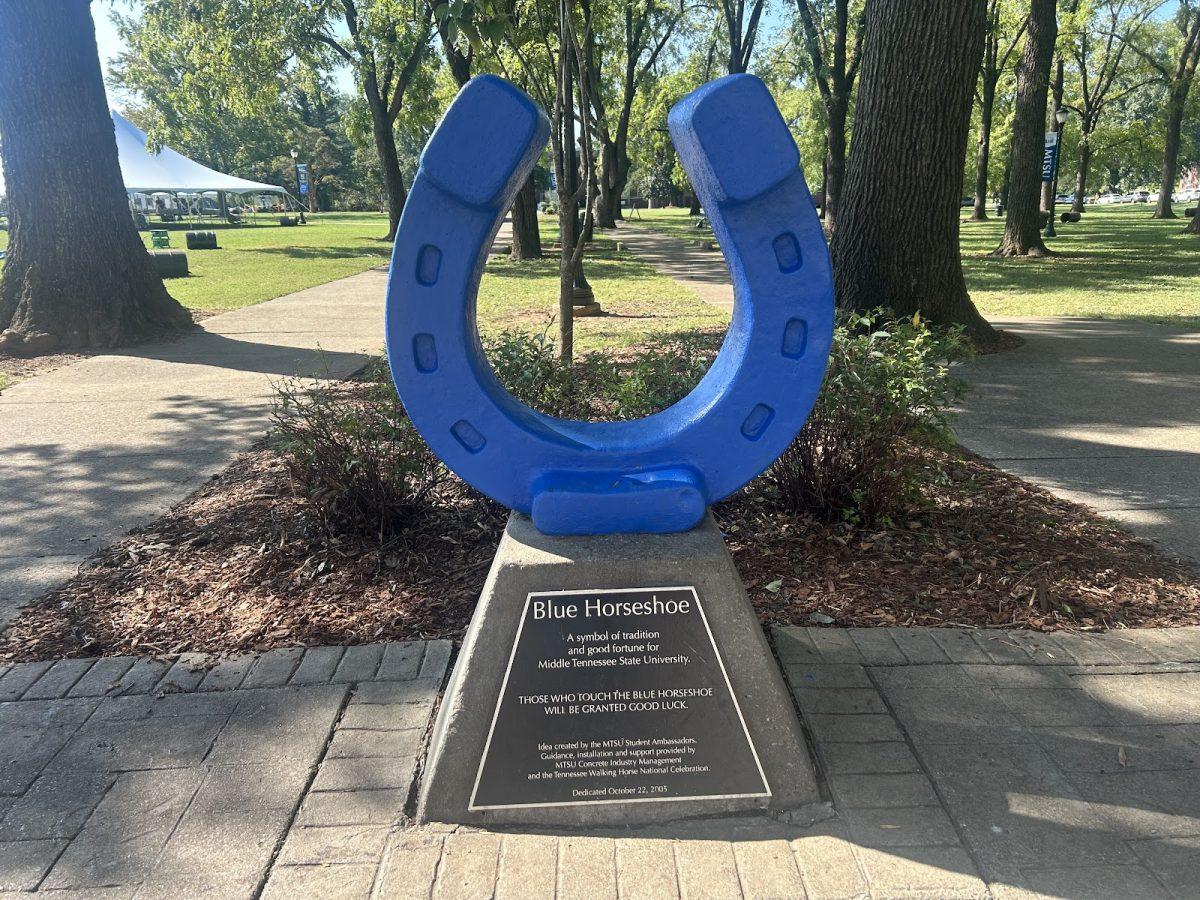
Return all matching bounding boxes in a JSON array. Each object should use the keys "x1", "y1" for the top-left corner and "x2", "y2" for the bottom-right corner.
[
  {"x1": 2, "y1": 0, "x2": 1199, "y2": 355},
  {"x1": 131, "y1": 214, "x2": 392, "y2": 311},
  {"x1": 638, "y1": 204, "x2": 1200, "y2": 327}
]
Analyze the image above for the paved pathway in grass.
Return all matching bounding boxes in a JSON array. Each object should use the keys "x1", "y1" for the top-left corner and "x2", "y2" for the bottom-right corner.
[
  {"x1": 0, "y1": 268, "x2": 388, "y2": 627},
  {"x1": 614, "y1": 220, "x2": 734, "y2": 311},
  {"x1": 617, "y1": 223, "x2": 1200, "y2": 566},
  {"x1": 4, "y1": 628, "x2": 1200, "y2": 897}
]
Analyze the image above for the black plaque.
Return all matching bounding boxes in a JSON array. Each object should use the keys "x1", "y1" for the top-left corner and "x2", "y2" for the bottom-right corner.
[{"x1": 470, "y1": 586, "x2": 769, "y2": 810}]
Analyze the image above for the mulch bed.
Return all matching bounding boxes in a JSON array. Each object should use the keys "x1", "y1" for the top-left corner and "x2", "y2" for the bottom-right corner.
[
  {"x1": 727, "y1": 447, "x2": 1200, "y2": 631},
  {"x1": 3, "y1": 438, "x2": 1198, "y2": 663}
]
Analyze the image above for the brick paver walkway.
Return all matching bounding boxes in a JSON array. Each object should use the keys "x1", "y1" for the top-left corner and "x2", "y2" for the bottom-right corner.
[{"x1": 4, "y1": 627, "x2": 1200, "y2": 897}]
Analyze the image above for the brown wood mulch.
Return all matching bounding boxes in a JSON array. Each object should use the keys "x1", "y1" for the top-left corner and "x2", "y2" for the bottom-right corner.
[{"x1": 3, "y1": 440, "x2": 1197, "y2": 664}]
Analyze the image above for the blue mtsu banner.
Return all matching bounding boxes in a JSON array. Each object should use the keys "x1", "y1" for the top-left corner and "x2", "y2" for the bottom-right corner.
[
  {"x1": 297, "y1": 163, "x2": 309, "y2": 195},
  {"x1": 1041, "y1": 132, "x2": 1060, "y2": 183}
]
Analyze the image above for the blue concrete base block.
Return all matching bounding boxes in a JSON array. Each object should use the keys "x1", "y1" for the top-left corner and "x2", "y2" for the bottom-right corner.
[{"x1": 385, "y1": 73, "x2": 834, "y2": 537}]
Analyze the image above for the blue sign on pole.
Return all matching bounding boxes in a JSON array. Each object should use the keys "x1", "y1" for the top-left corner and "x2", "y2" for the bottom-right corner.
[
  {"x1": 297, "y1": 163, "x2": 309, "y2": 195},
  {"x1": 1041, "y1": 132, "x2": 1060, "y2": 183}
]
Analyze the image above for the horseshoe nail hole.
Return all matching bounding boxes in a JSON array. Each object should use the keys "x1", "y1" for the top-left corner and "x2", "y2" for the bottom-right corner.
[
  {"x1": 451, "y1": 419, "x2": 486, "y2": 453},
  {"x1": 416, "y1": 244, "x2": 442, "y2": 286},
  {"x1": 413, "y1": 333, "x2": 438, "y2": 373},
  {"x1": 782, "y1": 318, "x2": 808, "y2": 358},
  {"x1": 772, "y1": 232, "x2": 802, "y2": 273},
  {"x1": 741, "y1": 404, "x2": 775, "y2": 441}
]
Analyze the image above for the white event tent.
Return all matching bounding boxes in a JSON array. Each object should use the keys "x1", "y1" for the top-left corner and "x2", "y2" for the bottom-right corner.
[{"x1": 112, "y1": 110, "x2": 285, "y2": 199}]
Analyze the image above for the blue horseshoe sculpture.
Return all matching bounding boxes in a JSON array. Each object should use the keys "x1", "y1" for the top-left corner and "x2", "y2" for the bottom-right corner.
[{"x1": 385, "y1": 73, "x2": 834, "y2": 536}]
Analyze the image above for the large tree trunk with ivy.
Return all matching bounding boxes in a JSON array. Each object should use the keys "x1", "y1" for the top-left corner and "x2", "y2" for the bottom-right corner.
[
  {"x1": 832, "y1": 0, "x2": 996, "y2": 346},
  {"x1": 0, "y1": 0, "x2": 190, "y2": 355},
  {"x1": 510, "y1": 174, "x2": 542, "y2": 260},
  {"x1": 995, "y1": 0, "x2": 1057, "y2": 257}
]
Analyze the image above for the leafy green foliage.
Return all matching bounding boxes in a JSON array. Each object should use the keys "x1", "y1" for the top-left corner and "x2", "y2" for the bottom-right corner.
[
  {"x1": 482, "y1": 327, "x2": 716, "y2": 421},
  {"x1": 765, "y1": 310, "x2": 971, "y2": 526},
  {"x1": 271, "y1": 316, "x2": 967, "y2": 536},
  {"x1": 271, "y1": 360, "x2": 444, "y2": 540}
]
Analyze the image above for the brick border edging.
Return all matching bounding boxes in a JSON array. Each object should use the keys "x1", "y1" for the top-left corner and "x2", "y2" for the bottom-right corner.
[
  {"x1": 7, "y1": 626, "x2": 1200, "y2": 705},
  {"x1": 0, "y1": 641, "x2": 454, "y2": 704},
  {"x1": 777, "y1": 626, "x2": 1200, "y2": 668}
]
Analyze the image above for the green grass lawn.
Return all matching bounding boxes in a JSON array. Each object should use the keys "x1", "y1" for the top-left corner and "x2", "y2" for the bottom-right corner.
[
  {"x1": 479, "y1": 250, "x2": 727, "y2": 353},
  {"x1": 638, "y1": 204, "x2": 1200, "y2": 328},
  {"x1": 961, "y1": 206, "x2": 1200, "y2": 327},
  {"x1": 137, "y1": 212, "x2": 392, "y2": 311},
  {"x1": 2, "y1": 212, "x2": 720, "y2": 354},
  {"x1": 2, "y1": 212, "x2": 390, "y2": 312}
]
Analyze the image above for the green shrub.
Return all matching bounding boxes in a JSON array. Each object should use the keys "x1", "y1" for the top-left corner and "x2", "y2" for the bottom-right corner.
[
  {"x1": 764, "y1": 310, "x2": 970, "y2": 526},
  {"x1": 270, "y1": 313, "x2": 964, "y2": 537},
  {"x1": 481, "y1": 328, "x2": 609, "y2": 420},
  {"x1": 270, "y1": 359, "x2": 444, "y2": 540},
  {"x1": 481, "y1": 327, "x2": 717, "y2": 422},
  {"x1": 612, "y1": 333, "x2": 717, "y2": 419}
]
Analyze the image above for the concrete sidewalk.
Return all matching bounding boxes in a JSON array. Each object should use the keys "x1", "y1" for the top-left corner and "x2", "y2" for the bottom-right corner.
[
  {"x1": 0, "y1": 269, "x2": 387, "y2": 627},
  {"x1": 956, "y1": 318, "x2": 1200, "y2": 564},
  {"x1": 4, "y1": 627, "x2": 1200, "y2": 897},
  {"x1": 616, "y1": 223, "x2": 1200, "y2": 566},
  {"x1": 615, "y1": 221, "x2": 734, "y2": 312}
]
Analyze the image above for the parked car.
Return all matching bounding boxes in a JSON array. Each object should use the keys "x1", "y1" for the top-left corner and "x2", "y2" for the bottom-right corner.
[{"x1": 1132, "y1": 190, "x2": 1151, "y2": 203}]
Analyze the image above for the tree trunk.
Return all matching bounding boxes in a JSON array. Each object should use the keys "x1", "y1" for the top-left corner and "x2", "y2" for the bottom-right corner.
[
  {"x1": 1042, "y1": 57, "x2": 1065, "y2": 213},
  {"x1": 611, "y1": 164, "x2": 628, "y2": 222},
  {"x1": 596, "y1": 140, "x2": 618, "y2": 228},
  {"x1": 612, "y1": 124, "x2": 632, "y2": 222},
  {"x1": 825, "y1": 92, "x2": 850, "y2": 230},
  {"x1": 1071, "y1": 137, "x2": 1091, "y2": 214},
  {"x1": 998, "y1": 156, "x2": 1011, "y2": 215},
  {"x1": 832, "y1": 0, "x2": 996, "y2": 346},
  {"x1": 688, "y1": 193, "x2": 701, "y2": 215},
  {"x1": 362, "y1": 90, "x2": 405, "y2": 241},
  {"x1": 440, "y1": 28, "x2": 472, "y2": 89},
  {"x1": 0, "y1": 0, "x2": 190, "y2": 355},
  {"x1": 995, "y1": 0, "x2": 1057, "y2": 257},
  {"x1": 1155, "y1": 89, "x2": 1187, "y2": 219},
  {"x1": 971, "y1": 77, "x2": 996, "y2": 221},
  {"x1": 1186, "y1": 213, "x2": 1200, "y2": 235},
  {"x1": 510, "y1": 174, "x2": 543, "y2": 260}
]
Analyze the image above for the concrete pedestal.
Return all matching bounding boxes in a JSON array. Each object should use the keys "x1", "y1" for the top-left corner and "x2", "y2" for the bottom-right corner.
[{"x1": 417, "y1": 512, "x2": 821, "y2": 827}]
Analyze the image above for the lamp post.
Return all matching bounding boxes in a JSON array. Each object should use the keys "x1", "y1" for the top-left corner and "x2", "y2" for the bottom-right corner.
[
  {"x1": 290, "y1": 147, "x2": 306, "y2": 224},
  {"x1": 1043, "y1": 106, "x2": 1070, "y2": 238}
]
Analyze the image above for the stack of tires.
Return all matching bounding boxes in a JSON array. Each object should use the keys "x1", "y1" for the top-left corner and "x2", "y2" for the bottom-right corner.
[{"x1": 185, "y1": 230, "x2": 219, "y2": 249}]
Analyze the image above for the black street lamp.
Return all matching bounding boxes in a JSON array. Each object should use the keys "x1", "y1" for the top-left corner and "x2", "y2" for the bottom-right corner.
[
  {"x1": 1044, "y1": 106, "x2": 1071, "y2": 238},
  {"x1": 290, "y1": 146, "x2": 307, "y2": 224}
]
